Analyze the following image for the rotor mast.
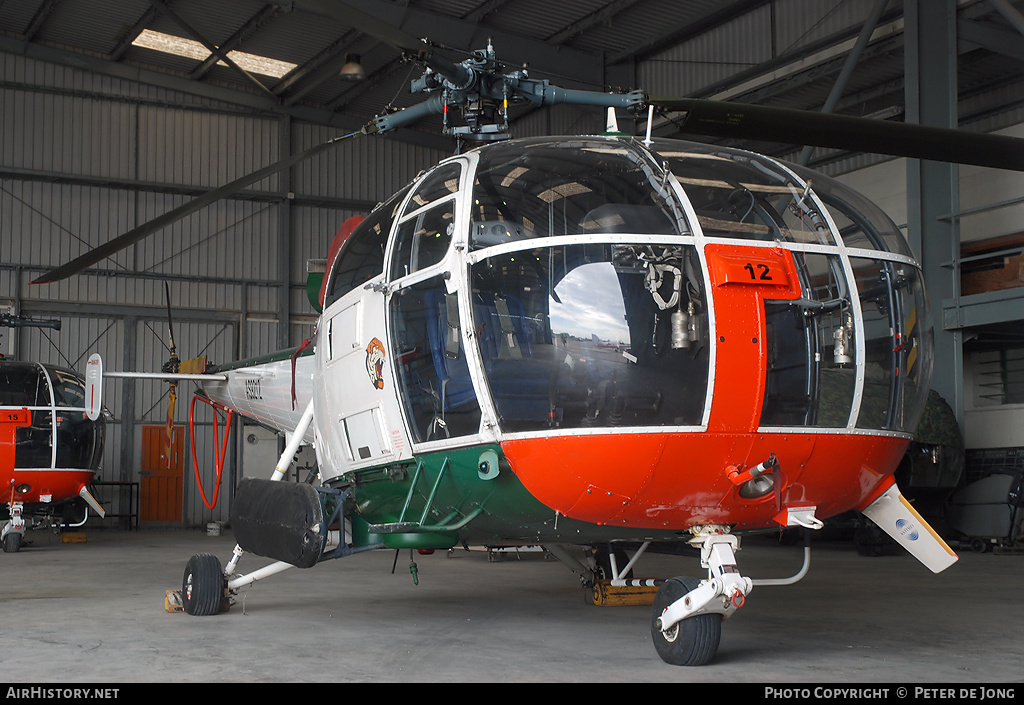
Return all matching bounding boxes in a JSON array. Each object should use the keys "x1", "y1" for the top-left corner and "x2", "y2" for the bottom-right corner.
[{"x1": 368, "y1": 39, "x2": 646, "y2": 140}]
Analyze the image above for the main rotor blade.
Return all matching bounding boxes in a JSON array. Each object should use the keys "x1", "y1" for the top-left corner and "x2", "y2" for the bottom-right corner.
[
  {"x1": 32, "y1": 130, "x2": 366, "y2": 284},
  {"x1": 650, "y1": 97, "x2": 1024, "y2": 172}
]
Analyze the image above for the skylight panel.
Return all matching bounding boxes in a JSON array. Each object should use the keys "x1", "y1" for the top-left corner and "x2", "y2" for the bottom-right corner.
[{"x1": 132, "y1": 29, "x2": 296, "y2": 79}]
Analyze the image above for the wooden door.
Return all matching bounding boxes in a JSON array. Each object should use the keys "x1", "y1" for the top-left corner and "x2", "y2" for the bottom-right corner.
[{"x1": 141, "y1": 424, "x2": 183, "y2": 523}]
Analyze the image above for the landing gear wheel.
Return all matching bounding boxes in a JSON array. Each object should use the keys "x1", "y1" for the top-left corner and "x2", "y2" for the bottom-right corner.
[
  {"x1": 594, "y1": 544, "x2": 633, "y2": 581},
  {"x1": 3, "y1": 532, "x2": 22, "y2": 553},
  {"x1": 651, "y1": 576, "x2": 722, "y2": 666},
  {"x1": 970, "y1": 537, "x2": 989, "y2": 553},
  {"x1": 182, "y1": 553, "x2": 226, "y2": 616}
]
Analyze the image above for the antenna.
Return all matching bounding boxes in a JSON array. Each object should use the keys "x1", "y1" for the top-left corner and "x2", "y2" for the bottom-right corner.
[
  {"x1": 644, "y1": 104, "x2": 654, "y2": 145},
  {"x1": 606, "y1": 107, "x2": 619, "y2": 133}
]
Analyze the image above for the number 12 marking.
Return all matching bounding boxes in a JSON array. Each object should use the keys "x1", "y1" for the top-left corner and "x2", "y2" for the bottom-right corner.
[{"x1": 743, "y1": 263, "x2": 773, "y2": 280}]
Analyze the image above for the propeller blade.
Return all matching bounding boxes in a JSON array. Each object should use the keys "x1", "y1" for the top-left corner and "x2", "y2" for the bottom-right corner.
[
  {"x1": 163, "y1": 280, "x2": 179, "y2": 470},
  {"x1": 650, "y1": 97, "x2": 1024, "y2": 172},
  {"x1": 164, "y1": 282, "x2": 177, "y2": 361},
  {"x1": 164, "y1": 384, "x2": 177, "y2": 469},
  {"x1": 32, "y1": 130, "x2": 366, "y2": 284}
]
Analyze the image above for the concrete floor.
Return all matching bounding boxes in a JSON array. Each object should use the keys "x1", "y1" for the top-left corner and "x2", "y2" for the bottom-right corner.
[{"x1": 2, "y1": 526, "x2": 1022, "y2": 683}]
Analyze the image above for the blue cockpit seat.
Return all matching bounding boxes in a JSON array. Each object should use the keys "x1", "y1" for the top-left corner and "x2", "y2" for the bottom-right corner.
[
  {"x1": 473, "y1": 293, "x2": 552, "y2": 424},
  {"x1": 424, "y1": 289, "x2": 476, "y2": 413}
]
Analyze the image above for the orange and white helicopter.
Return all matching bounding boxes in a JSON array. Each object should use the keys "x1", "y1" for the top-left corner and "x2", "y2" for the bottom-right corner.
[
  {"x1": 1, "y1": 315, "x2": 106, "y2": 553},
  {"x1": 33, "y1": 35, "x2": 1024, "y2": 666}
]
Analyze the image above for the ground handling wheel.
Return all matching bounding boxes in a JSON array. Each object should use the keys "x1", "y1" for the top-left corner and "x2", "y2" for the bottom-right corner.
[
  {"x1": 650, "y1": 576, "x2": 722, "y2": 666},
  {"x1": 182, "y1": 553, "x2": 227, "y2": 616}
]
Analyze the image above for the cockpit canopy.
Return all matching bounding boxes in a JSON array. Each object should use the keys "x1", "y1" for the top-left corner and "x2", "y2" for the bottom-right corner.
[
  {"x1": 0, "y1": 360, "x2": 103, "y2": 471},
  {"x1": 322, "y1": 135, "x2": 932, "y2": 445}
]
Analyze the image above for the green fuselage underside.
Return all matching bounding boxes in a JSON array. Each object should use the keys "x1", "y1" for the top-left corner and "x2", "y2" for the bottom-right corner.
[{"x1": 340, "y1": 444, "x2": 681, "y2": 550}]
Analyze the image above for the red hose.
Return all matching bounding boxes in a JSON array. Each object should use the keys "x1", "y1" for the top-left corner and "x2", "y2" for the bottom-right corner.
[{"x1": 189, "y1": 395, "x2": 234, "y2": 510}]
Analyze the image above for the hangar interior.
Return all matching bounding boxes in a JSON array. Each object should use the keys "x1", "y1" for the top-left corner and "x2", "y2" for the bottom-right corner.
[{"x1": 1, "y1": 0, "x2": 1023, "y2": 538}]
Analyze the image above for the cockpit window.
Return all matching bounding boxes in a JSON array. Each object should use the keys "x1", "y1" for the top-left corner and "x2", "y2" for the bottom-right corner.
[
  {"x1": 389, "y1": 163, "x2": 461, "y2": 279},
  {"x1": 50, "y1": 368, "x2": 85, "y2": 407},
  {"x1": 0, "y1": 364, "x2": 47, "y2": 406},
  {"x1": 471, "y1": 243, "x2": 710, "y2": 432},
  {"x1": 761, "y1": 253, "x2": 856, "y2": 427},
  {"x1": 760, "y1": 252, "x2": 931, "y2": 432},
  {"x1": 469, "y1": 138, "x2": 687, "y2": 249},
  {"x1": 325, "y1": 184, "x2": 411, "y2": 308},
  {"x1": 853, "y1": 257, "x2": 931, "y2": 432},
  {"x1": 786, "y1": 162, "x2": 912, "y2": 256},
  {"x1": 652, "y1": 140, "x2": 835, "y2": 245},
  {"x1": 390, "y1": 273, "x2": 481, "y2": 442}
]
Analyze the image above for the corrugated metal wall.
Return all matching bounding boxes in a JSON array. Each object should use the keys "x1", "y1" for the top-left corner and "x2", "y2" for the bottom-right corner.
[
  {"x1": 638, "y1": 0, "x2": 892, "y2": 98},
  {"x1": 1, "y1": 49, "x2": 445, "y2": 527}
]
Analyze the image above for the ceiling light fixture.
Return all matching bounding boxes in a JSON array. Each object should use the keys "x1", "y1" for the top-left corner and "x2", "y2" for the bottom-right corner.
[{"x1": 339, "y1": 54, "x2": 366, "y2": 81}]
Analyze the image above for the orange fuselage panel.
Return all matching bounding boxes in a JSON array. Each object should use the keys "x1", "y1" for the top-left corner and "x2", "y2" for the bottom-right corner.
[
  {"x1": 1, "y1": 407, "x2": 94, "y2": 506},
  {"x1": 501, "y1": 431, "x2": 905, "y2": 530}
]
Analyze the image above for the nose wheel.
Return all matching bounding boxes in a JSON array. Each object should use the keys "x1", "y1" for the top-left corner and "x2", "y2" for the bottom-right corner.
[
  {"x1": 650, "y1": 576, "x2": 722, "y2": 666},
  {"x1": 2, "y1": 503, "x2": 25, "y2": 553},
  {"x1": 650, "y1": 530, "x2": 752, "y2": 666},
  {"x1": 2, "y1": 529, "x2": 22, "y2": 553}
]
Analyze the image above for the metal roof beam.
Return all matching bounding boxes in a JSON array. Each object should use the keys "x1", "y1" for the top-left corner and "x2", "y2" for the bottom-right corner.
[
  {"x1": 146, "y1": 0, "x2": 277, "y2": 100},
  {"x1": 546, "y1": 0, "x2": 644, "y2": 45},
  {"x1": 988, "y1": 0, "x2": 1024, "y2": 37},
  {"x1": 274, "y1": 31, "x2": 359, "y2": 98},
  {"x1": 606, "y1": 0, "x2": 772, "y2": 66},
  {"x1": 22, "y1": 0, "x2": 62, "y2": 41},
  {"x1": 461, "y1": 0, "x2": 513, "y2": 24},
  {"x1": 109, "y1": 4, "x2": 161, "y2": 62},
  {"x1": 958, "y1": 17, "x2": 1024, "y2": 61},
  {"x1": 295, "y1": 0, "x2": 604, "y2": 88},
  {"x1": 0, "y1": 37, "x2": 452, "y2": 151},
  {"x1": 324, "y1": 55, "x2": 406, "y2": 112},
  {"x1": 189, "y1": 3, "x2": 289, "y2": 81},
  {"x1": 796, "y1": 0, "x2": 890, "y2": 165}
]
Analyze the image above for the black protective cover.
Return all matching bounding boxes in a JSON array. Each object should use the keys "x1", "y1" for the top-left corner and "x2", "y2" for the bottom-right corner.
[{"x1": 230, "y1": 478, "x2": 325, "y2": 568}]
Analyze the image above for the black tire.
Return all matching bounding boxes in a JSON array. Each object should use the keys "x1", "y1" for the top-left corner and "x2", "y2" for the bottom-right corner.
[
  {"x1": 650, "y1": 576, "x2": 722, "y2": 666},
  {"x1": 3, "y1": 532, "x2": 22, "y2": 553},
  {"x1": 182, "y1": 554, "x2": 225, "y2": 616},
  {"x1": 594, "y1": 544, "x2": 634, "y2": 581}
]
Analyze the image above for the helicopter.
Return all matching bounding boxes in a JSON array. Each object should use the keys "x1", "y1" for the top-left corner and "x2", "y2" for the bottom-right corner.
[
  {"x1": 1, "y1": 315, "x2": 106, "y2": 553},
  {"x1": 33, "y1": 31, "x2": 1024, "y2": 666}
]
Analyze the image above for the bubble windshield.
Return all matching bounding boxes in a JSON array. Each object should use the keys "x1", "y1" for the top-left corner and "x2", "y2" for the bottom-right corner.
[{"x1": 387, "y1": 137, "x2": 931, "y2": 440}]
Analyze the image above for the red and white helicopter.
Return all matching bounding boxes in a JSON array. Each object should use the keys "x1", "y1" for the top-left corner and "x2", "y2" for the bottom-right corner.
[
  {"x1": 34, "y1": 35, "x2": 1024, "y2": 666},
  {"x1": 1, "y1": 315, "x2": 106, "y2": 553}
]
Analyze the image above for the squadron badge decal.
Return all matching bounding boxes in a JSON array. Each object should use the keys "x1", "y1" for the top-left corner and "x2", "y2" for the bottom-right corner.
[{"x1": 365, "y1": 337, "x2": 386, "y2": 390}]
